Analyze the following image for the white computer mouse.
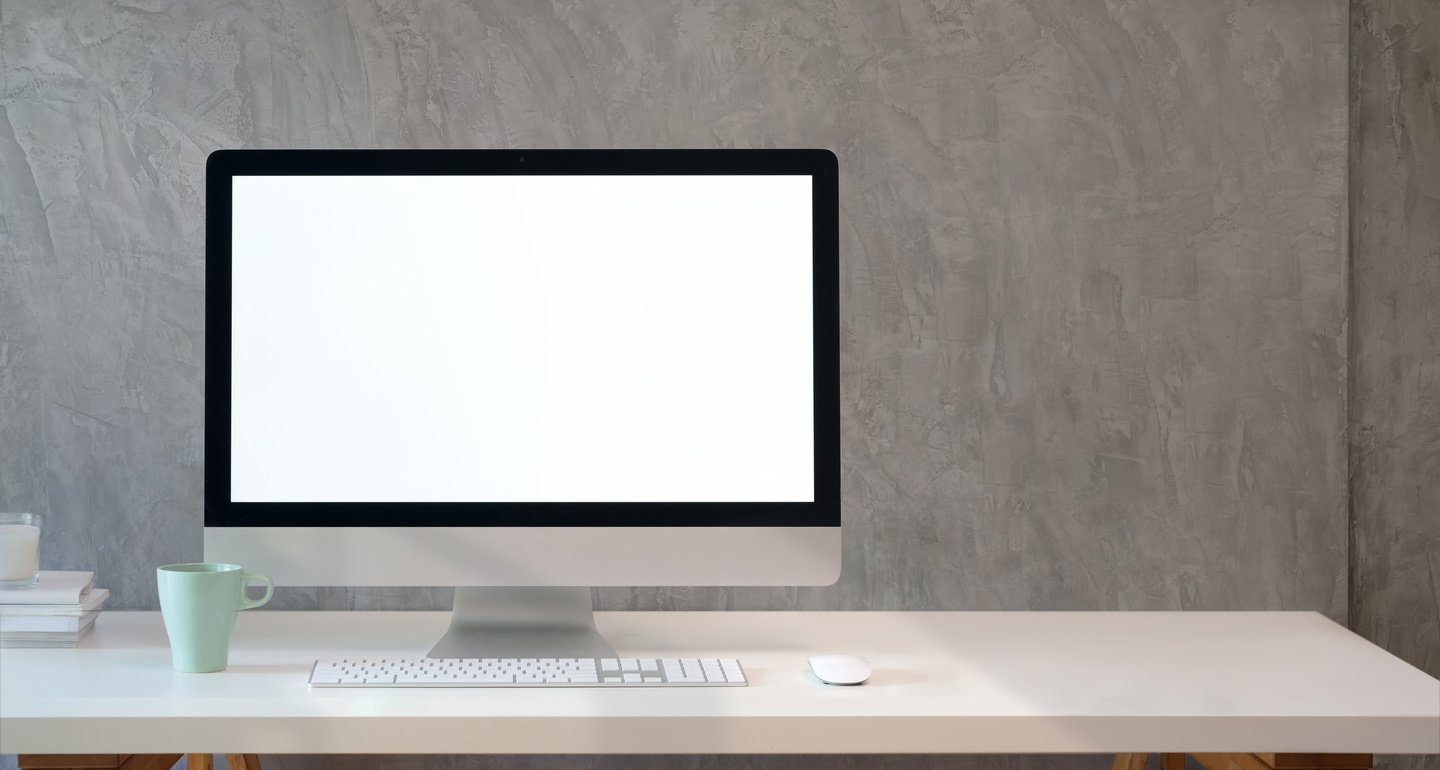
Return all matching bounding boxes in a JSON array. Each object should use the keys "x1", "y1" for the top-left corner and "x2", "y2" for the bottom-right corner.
[{"x1": 807, "y1": 654, "x2": 871, "y2": 685}]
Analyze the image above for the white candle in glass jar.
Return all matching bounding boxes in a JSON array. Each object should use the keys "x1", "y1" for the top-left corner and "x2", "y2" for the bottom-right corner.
[{"x1": 0, "y1": 524, "x2": 41, "y2": 581}]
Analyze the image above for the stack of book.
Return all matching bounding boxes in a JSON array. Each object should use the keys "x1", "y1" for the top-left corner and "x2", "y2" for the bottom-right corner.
[{"x1": 0, "y1": 571, "x2": 109, "y2": 648}]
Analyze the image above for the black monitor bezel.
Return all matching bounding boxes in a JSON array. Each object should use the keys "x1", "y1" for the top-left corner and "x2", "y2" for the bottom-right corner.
[{"x1": 205, "y1": 149, "x2": 840, "y2": 528}]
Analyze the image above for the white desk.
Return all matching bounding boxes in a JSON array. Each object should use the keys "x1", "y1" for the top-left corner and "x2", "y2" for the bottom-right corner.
[{"x1": 1, "y1": 611, "x2": 1436, "y2": 757}]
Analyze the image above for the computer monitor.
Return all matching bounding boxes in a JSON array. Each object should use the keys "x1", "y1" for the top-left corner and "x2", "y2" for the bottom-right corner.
[{"x1": 204, "y1": 149, "x2": 840, "y2": 656}]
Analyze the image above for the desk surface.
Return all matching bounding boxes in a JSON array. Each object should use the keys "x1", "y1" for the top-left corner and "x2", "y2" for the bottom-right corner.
[{"x1": 1, "y1": 611, "x2": 1436, "y2": 755}]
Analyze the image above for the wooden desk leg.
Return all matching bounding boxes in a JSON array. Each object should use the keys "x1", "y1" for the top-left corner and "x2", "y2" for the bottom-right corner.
[
  {"x1": 1194, "y1": 754, "x2": 1373, "y2": 770},
  {"x1": 118, "y1": 758, "x2": 184, "y2": 770},
  {"x1": 1253, "y1": 756, "x2": 1372, "y2": 770},
  {"x1": 17, "y1": 756, "x2": 182, "y2": 770},
  {"x1": 18, "y1": 758, "x2": 132, "y2": 769},
  {"x1": 18, "y1": 757, "x2": 124, "y2": 769},
  {"x1": 17, "y1": 755, "x2": 253, "y2": 770}
]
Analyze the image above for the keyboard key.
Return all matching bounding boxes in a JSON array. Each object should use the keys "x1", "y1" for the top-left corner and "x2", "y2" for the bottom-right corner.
[
  {"x1": 601, "y1": 659, "x2": 620, "y2": 671},
  {"x1": 620, "y1": 658, "x2": 639, "y2": 671},
  {"x1": 640, "y1": 659, "x2": 659, "y2": 671},
  {"x1": 623, "y1": 673, "x2": 641, "y2": 683},
  {"x1": 722, "y1": 660, "x2": 745, "y2": 683}
]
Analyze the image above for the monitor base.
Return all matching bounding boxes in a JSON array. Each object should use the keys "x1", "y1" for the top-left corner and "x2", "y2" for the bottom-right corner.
[{"x1": 427, "y1": 586, "x2": 617, "y2": 658}]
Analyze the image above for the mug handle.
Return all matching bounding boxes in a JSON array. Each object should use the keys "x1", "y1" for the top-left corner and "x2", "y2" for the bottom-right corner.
[{"x1": 238, "y1": 573, "x2": 274, "y2": 610}]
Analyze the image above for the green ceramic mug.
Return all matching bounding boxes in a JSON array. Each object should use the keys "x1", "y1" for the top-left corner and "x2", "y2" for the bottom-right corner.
[{"x1": 157, "y1": 563, "x2": 273, "y2": 673}]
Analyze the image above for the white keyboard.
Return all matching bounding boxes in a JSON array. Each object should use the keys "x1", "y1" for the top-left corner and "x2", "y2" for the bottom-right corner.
[{"x1": 308, "y1": 657, "x2": 747, "y2": 687}]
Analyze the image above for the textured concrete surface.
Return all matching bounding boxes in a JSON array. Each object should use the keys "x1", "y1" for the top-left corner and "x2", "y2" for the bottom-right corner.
[
  {"x1": 1350, "y1": 3, "x2": 1440, "y2": 770},
  {"x1": 0, "y1": 0, "x2": 1356, "y2": 768}
]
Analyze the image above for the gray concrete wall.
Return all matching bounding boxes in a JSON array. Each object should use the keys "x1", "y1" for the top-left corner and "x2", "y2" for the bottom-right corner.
[
  {"x1": 0, "y1": 0, "x2": 1379, "y2": 769},
  {"x1": 1350, "y1": 2, "x2": 1440, "y2": 770}
]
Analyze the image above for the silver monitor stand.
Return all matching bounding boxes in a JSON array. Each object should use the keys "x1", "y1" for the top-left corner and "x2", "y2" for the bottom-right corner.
[{"x1": 426, "y1": 587, "x2": 617, "y2": 659}]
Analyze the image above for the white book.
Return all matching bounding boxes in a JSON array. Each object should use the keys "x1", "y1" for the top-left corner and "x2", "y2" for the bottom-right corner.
[
  {"x1": 0, "y1": 571, "x2": 94, "y2": 605},
  {"x1": 0, "y1": 610, "x2": 99, "y2": 633},
  {"x1": 0, "y1": 622, "x2": 94, "y2": 648},
  {"x1": 0, "y1": 588, "x2": 109, "y2": 616}
]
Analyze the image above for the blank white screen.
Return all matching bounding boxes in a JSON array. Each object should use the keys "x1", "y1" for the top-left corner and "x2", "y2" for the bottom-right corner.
[{"x1": 230, "y1": 175, "x2": 813, "y2": 503}]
